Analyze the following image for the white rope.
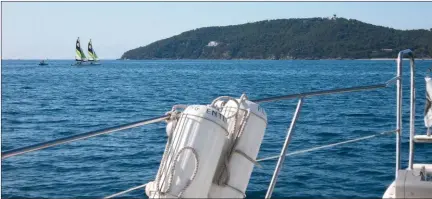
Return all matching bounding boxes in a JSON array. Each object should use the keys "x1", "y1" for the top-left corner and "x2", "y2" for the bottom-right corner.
[
  {"x1": 155, "y1": 133, "x2": 175, "y2": 194},
  {"x1": 218, "y1": 109, "x2": 251, "y2": 184},
  {"x1": 215, "y1": 106, "x2": 248, "y2": 185},
  {"x1": 104, "y1": 182, "x2": 149, "y2": 199},
  {"x1": 157, "y1": 114, "x2": 190, "y2": 196},
  {"x1": 165, "y1": 146, "x2": 199, "y2": 198},
  {"x1": 257, "y1": 130, "x2": 396, "y2": 162},
  {"x1": 210, "y1": 96, "x2": 240, "y2": 119},
  {"x1": 212, "y1": 96, "x2": 243, "y2": 185}
]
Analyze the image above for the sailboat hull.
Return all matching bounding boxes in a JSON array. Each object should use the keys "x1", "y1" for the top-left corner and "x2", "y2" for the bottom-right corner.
[
  {"x1": 71, "y1": 61, "x2": 89, "y2": 66},
  {"x1": 71, "y1": 61, "x2": 101, "y2": 66}
]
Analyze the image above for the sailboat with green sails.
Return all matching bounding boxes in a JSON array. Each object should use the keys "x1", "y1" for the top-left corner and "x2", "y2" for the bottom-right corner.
[
  {"x1": 73, "y1": 37, "x2": 87, "y2": 66},
  {"x1": 88, "y1": 39, "x2": 101, "y2": 65}
]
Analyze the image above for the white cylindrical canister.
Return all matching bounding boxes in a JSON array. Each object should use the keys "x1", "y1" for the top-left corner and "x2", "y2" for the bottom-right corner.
[
  {"x1": 146, "y1": 105, "x2": 229, "y2": 198},
  {"x1": 209, "y1": 99, "x2": 267, "y2": 198}
]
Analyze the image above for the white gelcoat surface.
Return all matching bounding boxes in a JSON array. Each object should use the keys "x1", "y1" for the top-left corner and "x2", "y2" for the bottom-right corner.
[
  {"x1": 209, "y1": 99, "x2": 267, "y2": 198},
  {"x1": 147, "y1": 105, "x2": 228, "y2": 198}
]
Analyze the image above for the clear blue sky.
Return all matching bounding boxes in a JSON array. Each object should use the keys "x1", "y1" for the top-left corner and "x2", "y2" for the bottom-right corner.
[{"x1": 2, "y1": 2, "x2": 432, "y2": 59}]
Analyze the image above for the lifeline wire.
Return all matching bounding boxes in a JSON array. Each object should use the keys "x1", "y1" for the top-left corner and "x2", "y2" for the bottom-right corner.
[
  {"x1": 104, "y1": 182, "x2": 149, "y2": 199},
  {"x1": 257, "y1": 130, "x2": 396, "y2": 162}
]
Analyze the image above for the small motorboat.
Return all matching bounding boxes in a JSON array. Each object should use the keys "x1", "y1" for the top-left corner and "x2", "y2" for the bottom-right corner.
[{"x1": 38, "y1": 60, "x2": 48, "y2": 66}]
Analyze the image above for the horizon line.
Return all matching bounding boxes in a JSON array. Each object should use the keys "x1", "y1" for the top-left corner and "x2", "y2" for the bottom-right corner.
[{"x1": 3, "y1": 58, "x2": 432, "y2": 61}]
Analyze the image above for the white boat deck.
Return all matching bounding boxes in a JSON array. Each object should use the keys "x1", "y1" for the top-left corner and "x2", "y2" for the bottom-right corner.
[
  {"x1": 414, "y1": 135, "x2": 432, "y2": 143},
  {"x1": 383, "y1": 164, "x2": 432, "y2": 198}
]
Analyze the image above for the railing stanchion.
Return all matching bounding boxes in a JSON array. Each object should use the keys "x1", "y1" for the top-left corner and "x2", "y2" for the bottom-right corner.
[
  {"x1": 408, "y1": 54, "x2": 416, "y2": 170},
  {"x1": 265, "y1": 98, "x2": 304, "y2": 198},
  {"x1": 395, "y1": 49, "x2": 415, "y2": 176},
  {"x1": 396, "y1": 52, "x2": 402, "y2": 177}
]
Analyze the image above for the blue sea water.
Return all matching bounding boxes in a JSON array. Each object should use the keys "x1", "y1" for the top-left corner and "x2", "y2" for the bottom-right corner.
[{"x1": 2, "y1": 59, "x2": 432, "y2": 198}]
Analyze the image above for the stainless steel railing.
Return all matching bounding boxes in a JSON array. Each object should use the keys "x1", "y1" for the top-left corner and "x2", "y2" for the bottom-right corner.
[
  {"x1": 260, "y1": 79, "x2": 399, "y2": 198},
  {"x1": 395, "y1": 49, "x2": 415, "y2": 171},
  {"x1": 265, "y1": 98, "x2": 303, "y2": 198},
  {"x1": 1, "y1": 49, "x2": 416, "y2": 199},
  {"x1": 263, "y1": 49, "x2": 415, "y2": 198}
]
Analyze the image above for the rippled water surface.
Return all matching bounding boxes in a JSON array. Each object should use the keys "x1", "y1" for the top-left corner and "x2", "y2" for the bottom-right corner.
[{"x1": 2, "y1": 60, "x2": 432, "y2": 198}]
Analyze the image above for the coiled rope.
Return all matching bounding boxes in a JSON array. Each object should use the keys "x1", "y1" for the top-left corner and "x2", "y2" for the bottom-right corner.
[
  {"x1": 153, "y1": 106, "x2": 201, "y2": 198},
  {"x1": 165, "y1": 147, "x2": 199, "y2": 198}
]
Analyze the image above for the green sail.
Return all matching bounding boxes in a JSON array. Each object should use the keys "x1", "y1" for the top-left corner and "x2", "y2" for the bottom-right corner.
[
  {"x1": 88, "y1": 39, "x2": 98, "y2": 61},
  {"x1": 75, "y1": 38, "x2": 87, "y2": 61}
]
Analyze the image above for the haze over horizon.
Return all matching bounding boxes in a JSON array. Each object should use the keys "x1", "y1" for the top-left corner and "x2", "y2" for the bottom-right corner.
[{"x1": 2, "y1": 2, "x2": 432, "y2": 59}]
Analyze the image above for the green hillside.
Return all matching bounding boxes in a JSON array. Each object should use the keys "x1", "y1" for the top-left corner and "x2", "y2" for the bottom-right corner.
[{"x1": 121, "y1": 17, "x2": 432, "y2": 60}]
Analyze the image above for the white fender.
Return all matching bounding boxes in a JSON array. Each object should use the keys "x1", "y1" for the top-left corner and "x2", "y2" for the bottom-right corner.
[
  {"x1": 209, "y1": 98, "x2": 267, "y2": 198},
  {"x1": 146, "y1": 105, "x2": 229, "y2": 198}
]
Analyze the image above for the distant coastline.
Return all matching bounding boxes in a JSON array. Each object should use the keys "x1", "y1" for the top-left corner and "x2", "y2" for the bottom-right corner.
[
  {"x1": 3, "y1": 58, "x2": 432, "y2": 61},
  {"x1": 356, "y1": 58, "x2": 432, "y2": 60},
  {"x1": 115, "y1": 57, "x2": 432, "y2": 61},
  {"x1": 121, "y1": 17, "x2": 432, "y2": 60}
]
